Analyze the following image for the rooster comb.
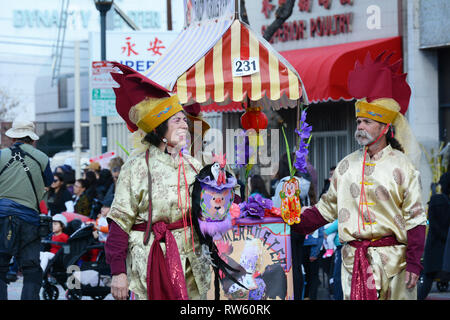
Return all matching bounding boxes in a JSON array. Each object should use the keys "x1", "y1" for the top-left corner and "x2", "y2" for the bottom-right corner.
[
  {"x1": 211, "y1": 152, "x2": 227, "y2": 167},
  {"x1": 347, "y1": 51, "x2": 411, "y2": 115},
  {"x1": 109, "y1": 62, "x2": 170, "y2": 132}
]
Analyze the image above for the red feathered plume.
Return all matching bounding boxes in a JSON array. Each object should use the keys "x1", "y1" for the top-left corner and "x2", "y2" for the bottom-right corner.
[
  {"x1": 347, "y1": 51, "x2": 411, "y2": 115},
  {"x1": 110, "y1": 62, "x2": 170, "y2": 132}
]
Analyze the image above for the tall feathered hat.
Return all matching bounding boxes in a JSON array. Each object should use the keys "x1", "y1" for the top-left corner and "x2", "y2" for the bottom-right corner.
[
  {"x1": 347, "y1": 51, "x2": 421, "y2": 167},
  {"x1": 110, "y1": 62, "x2": 210, "y2": 137},
  {"x1": 110, "y1": 62, "x2": 182, "y2": 133},
  {"x1": 348, "y1": 51, "x2": 411, "y2": 123}
]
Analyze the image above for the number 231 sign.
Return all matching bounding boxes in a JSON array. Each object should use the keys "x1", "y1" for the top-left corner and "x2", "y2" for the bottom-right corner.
[{"x1": 232, "y1": 57, "x2": 260, "y2": 77}]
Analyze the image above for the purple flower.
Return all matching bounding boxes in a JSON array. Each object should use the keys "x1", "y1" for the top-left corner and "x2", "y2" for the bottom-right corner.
[
  {"x1": 235, "y1": 133, "x2": 255, "y2": 168},
  {"x1": 294, "y1": 110, "x2": 312, "y2": 174},
  {"x1": 295, "y1": 111, "x2": 312, "y2": 139},
  {"x1": 251, "y1": 194, "x2": 273, "y2": 210},
  {"x1": 239, "y1": 194, "x2": 273, "y2": 219}
]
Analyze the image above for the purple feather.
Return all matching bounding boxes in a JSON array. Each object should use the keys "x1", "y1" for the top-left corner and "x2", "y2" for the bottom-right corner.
[{"x1": 198, "y1": 216, "x2": 232, "y2": 241}]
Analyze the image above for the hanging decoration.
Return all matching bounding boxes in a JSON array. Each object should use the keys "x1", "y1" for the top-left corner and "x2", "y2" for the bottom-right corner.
[
  {"x1": 240, "y1": 106, "x2": 268, "y2": 132},
  {"x1": 191, "y1": 154, "x2": 248, "y2": 300},
  {"x1": 279, "y1": 107, "x2": 313, "y2": 225}
]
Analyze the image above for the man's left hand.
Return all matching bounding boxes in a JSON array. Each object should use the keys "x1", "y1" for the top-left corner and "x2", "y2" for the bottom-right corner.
[{"x1": 405, "y1": 271, "x2": 419, "y2": 289}]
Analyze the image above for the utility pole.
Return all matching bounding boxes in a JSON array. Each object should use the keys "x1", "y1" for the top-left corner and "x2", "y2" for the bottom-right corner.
[
  {"x1": 167, "y1": 0, "x2": 173, "y2": 30},
  {"x1": 94, "y1": 0, "x2": 113, "y2": 154},
  {"x1": 73, "y1": 41, "x2": 82, "y2": 179}
]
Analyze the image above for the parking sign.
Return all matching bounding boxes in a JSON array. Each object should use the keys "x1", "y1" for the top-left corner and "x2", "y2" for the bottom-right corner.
[{"x1": 91, "y1": 61, "x2": 118, "y2": 117}]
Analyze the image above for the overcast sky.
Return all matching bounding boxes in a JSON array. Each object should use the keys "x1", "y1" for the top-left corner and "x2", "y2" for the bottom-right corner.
[{"x1": 0, "y1": 0, "x2": 185, "y2": 121}]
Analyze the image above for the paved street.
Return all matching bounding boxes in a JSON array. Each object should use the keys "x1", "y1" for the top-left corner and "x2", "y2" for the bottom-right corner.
[
  {"x1": 315, "y1": 277, "x2": 450, "y2": 301},
  {"x1": 5, "y1": 273, "x2": 449, "y2": 300},
  {"x1": 6, "y1": 276, "x2": 113, "y2": 300}
]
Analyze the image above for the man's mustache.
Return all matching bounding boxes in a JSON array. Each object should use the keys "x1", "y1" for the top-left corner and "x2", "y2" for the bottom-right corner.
[
  {"x1": 355, "y1": 129, "x2": 375, "y2": 146},
  {"x1": 355, "y1": 130, "x2": 373, "y2": 139}
]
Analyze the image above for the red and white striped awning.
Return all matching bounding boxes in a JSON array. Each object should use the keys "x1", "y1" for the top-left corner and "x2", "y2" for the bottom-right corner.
[
  {"x1": 176, "y1": 20, "x2": 306, "y2": 111},
  {"x1": 145, "y1": 19, "x2": 307, "y2": 112}
]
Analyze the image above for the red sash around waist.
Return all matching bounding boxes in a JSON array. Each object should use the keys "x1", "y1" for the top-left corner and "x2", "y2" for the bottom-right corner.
[
  {"x1": 132, "y1": 217, "x2": 190, "y2": 300},
  {"x1": 348, "y1": 236, "x2": 401, "y2": 300}
]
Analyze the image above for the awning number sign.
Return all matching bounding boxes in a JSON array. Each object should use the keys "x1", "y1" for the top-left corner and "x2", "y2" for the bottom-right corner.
[{"x1": 232, "y1": 57, "x2": 260, "y2": 77}]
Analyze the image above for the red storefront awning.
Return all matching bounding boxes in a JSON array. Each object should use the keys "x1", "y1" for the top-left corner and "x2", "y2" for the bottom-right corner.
[{"x1": 280, "y1": 36, "x2": 403, "y2": 104}]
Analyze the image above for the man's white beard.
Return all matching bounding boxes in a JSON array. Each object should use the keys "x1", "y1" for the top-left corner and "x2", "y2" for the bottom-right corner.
[{"x1": 355, "y1": 129, "x2": 375, "y2": 146}]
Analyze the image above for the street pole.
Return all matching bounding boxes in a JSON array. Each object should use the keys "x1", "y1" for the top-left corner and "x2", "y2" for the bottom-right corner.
[
  {"x1": 95, "y1": 0, "x2": 113, "y2": 154},
  {"x1": 100, "y1": 9, "x2": 108, "y2": 154},
  {"x1": 167, "y1": 0, "x2": 172, "y2": 31},
  {"x1": 74, "y1": 40, "x2": 82, "y2": 179}
]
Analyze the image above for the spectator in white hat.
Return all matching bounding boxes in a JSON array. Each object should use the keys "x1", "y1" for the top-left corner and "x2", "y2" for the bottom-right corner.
[
  {"x1": 0, "y1": 118, "x2": 53, "y2": 300},
  {"x1": 5, "y1": 119, "x2": 40, "y2": 142}
]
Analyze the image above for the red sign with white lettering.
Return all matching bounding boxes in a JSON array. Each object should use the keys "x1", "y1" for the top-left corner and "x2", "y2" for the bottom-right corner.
[{"x1": 260, "y1": 0, "x2": 355, "y2": 44}]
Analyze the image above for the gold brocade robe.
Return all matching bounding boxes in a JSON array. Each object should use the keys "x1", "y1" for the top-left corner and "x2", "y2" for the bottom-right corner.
[
  {"x1": 316, "y1": 145, "x2": 427, "y2": 281},
  {"x1": 107, "y1": 145, "x2": 211, "y2": 300}
]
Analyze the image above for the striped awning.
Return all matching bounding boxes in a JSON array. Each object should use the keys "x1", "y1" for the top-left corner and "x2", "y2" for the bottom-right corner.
[
  {"x1": 145, "y1": 19, "x2": 307, "y2": 112},
  {"x1": 176, "y1": 20, "x2": 306, "y2": 111},
  {"x1": 144, "y1": 18, "x2": 233, "y2": 91}
]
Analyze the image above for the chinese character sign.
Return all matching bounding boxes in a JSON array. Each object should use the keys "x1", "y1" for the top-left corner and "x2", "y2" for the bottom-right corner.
[
  {"x1": 147, "y1": 37, "x2": 166, "y2": 56},
  {"x1": 318, "y1": 0, "x2": 332, "y2": 10},
  {"x1": 262, "y1": 0, "x2": 275, "y2": 18},
  {"x1": 91, "y1": 31, "x2": 178, "y2": 73},
  {"x1": 298, "y1": 0, "x2": 312, "y2": 12},
  {"x1": 90, "y1": 31, "x2": 178, "y2": 117},
  {"x1": 121, "y1": 36, "x2": 139, "y2": 57}
]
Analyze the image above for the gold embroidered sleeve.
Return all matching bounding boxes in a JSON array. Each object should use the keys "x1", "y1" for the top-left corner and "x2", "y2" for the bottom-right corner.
[
  {"x1": 107, "y1": 157, "x2": 140, "y2": 233},
  {"x1": 316, "y1": 170, "x2": 338, "y2": 223},
  {"x1": 402, "y1": 167, "x2": 427, "y2": 230}
]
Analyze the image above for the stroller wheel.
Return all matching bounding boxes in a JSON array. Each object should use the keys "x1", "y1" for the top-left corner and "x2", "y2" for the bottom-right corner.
[
  {"x1": 42, "y1": 285, "x2": 59, "y2": 300},
  {"x1": 436, "y1": 281, "x2": 448, "y2": 292},
  {"x1": 66, "y1": 289, "x2": 82, "y2": 300}
]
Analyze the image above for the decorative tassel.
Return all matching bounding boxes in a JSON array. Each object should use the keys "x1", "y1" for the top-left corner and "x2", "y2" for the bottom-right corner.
[
  {"x1": 358, "y1": 123, "x2": 391, "y2": 234},
  {"x1": 177, "y1": 151, "x2": 196, "y2": 253}
]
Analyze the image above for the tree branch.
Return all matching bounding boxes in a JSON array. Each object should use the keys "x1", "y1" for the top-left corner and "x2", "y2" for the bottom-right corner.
[
  {"x1": 0, "y1": 87, "x2": 20, "y2": 121},
  {"x1": 263, "y1": 0, "x2": 296, "y2": 41},
  {"x1": 240, "y1": 0, "x2": 250, "y2": 25}
]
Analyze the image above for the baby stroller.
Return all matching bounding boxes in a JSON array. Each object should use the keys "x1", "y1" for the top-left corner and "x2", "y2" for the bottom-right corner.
[{"x1": 41, "y1": 219, "x2": 111, "y2": 300}]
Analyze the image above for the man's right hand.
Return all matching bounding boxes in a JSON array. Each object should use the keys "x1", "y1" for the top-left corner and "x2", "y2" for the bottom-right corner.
[{"x1": 111, "y1": 273, "x2": 129, "y2": 300}]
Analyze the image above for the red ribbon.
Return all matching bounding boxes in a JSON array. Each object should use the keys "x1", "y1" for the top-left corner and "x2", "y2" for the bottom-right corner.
[
  {"x1": 348, "y1": 236, "x2": 400, "y2": 300},
  {"x1": 132, "y1": 218, "x2": 189, "y2": 300}
]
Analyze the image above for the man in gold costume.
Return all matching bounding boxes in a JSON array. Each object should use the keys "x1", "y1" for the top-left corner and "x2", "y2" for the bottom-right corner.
[{"x1": 292, "y1": 52, "x2": 427, "y2": 300}]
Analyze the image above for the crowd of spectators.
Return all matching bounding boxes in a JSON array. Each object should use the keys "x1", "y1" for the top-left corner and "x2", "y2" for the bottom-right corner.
[{"x1": 42, "y1": 157, "x2": 124, "y2": 220}]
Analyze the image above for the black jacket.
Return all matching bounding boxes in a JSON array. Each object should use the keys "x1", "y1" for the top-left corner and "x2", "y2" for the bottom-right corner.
[{"x1": 423, "y1": 193, "x2": 450, "y2": 273}]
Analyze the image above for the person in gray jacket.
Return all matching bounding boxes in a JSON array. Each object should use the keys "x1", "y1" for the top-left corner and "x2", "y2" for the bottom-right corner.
[{"x1": 0, "y1": 120, "x2": 53, "y2": 300}]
